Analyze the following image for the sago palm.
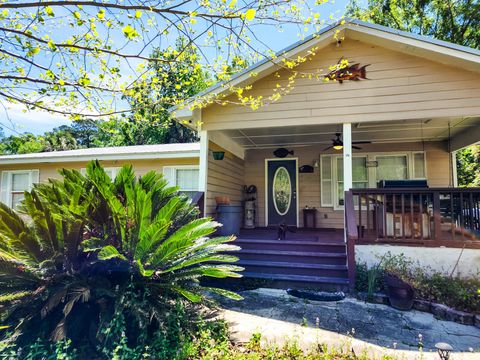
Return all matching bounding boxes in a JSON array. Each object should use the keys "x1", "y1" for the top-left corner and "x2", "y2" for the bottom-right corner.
[{"x1": 0, "y1": 161, "x2": 242, "y2": 348}]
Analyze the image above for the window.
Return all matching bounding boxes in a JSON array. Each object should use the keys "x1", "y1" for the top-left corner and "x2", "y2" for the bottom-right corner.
[
  {"x1": 80, "y1": 167, "x2": 120, "y2": 179},
  {"x1": 320, "y1": 151, "x2": 427, "y2": 209},
  {"x1": 0, "y1": 170, "x2": 39, "y2": 209},
  {"x1": 375, "y1": 155, "x2": 408, "y2": 181},
  {"x1": 320, "y1": 156, "x2": 333, "y2": 207},
  {"x1": 163, "y1": 166, "x2": 199, "y2": 198},
  {"x1": 413, "y1": 152, "x2": 426, "y2": 179},
  {"x1": 336, "y1": 156, "x2": 368, "y2": 207}
]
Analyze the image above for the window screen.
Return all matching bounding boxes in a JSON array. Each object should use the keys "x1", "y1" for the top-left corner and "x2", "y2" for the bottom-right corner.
[
  {"x1": 376, "y1": 155, "x2": 408, "y2": 181},
  {"x1": 413, "y1": 153, "x2": 426, "y2": 179},
  {"x1": 176, "y1": 168, "x2": 199, "y2": 197}
]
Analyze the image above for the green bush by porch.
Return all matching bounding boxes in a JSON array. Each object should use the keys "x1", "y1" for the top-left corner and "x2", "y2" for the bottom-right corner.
[{"x1": 0, "y1": 161, "x2": 242, "y2": 355}]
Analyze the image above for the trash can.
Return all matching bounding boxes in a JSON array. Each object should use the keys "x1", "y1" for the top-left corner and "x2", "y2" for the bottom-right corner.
[{"x1": 216, "y1": 204, "x2": 243, "y2": 236}]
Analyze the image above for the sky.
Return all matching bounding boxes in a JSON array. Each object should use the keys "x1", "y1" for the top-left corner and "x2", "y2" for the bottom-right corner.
[{"x1": 0, "y1": 0, "x2": 353, "y2": 137}]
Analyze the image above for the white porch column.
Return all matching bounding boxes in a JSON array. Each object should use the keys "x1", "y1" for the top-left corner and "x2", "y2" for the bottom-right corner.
[
  {"x1": 343, "y1": 123, "x2": 353, "y2": 191},
  {"x1": 199, "y1": 130, "x2": 209, "y2": 215},
  {"x1": 343, "y1": 123, "x2": 353, "y2": 243},
  {"x1": 451, "y1": 150, "x2": 458, "y2": 187}
]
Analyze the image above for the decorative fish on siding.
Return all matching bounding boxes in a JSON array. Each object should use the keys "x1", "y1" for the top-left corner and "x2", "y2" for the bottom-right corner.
[
  {"x1": 325, "y1": 62, "x2": 370, "y2": 83},
  {"x1": 273, "y1": 148, "x2": 294, "y2": 158}
]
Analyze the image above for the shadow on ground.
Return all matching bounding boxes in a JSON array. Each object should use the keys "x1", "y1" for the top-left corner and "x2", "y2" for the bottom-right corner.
[{"x1": 218, "y1": 288, "x2": 480, "y2": 352}]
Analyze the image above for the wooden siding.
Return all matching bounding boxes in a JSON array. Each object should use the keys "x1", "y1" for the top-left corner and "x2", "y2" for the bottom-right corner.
[
  {"x1": 0, "y1": 158, "x2": 199, "y2": 183},
  {"x1": 202, "y1": 39, "x2": 480, "y2": 130},
  {"x1": 206, "y1": 142, "x2": 245, "y2": 217},
  {"x1": 244, "y1": 141, "x2": 450, "y2": 229}
]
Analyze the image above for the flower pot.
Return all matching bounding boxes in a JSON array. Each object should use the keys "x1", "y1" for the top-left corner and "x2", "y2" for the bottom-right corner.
[
  {"x1": 384, "y1": 273, "x2": 414, "y2": 311},
  {"x1": 215, "y1": 196, "x2": 230, "y2": 205}
]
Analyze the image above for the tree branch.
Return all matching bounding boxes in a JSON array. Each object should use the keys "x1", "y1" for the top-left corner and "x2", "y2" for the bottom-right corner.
[
  {"x1": 0, "y1": 27, "x2": 172, "y2": 63},
  {"x1": 0, "y1": 1, "x2": 242, "y2": 20}
]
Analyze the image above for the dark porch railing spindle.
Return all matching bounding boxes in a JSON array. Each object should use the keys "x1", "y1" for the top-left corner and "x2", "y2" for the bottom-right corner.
[{"x1": 346, "y1": 188, "x2": 480, "y2": 249}]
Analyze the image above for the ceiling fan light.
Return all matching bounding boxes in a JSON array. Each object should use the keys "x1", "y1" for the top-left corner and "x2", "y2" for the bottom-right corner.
[{"x1": 333, "y1": 144, "x2": 343, "y2": 150}]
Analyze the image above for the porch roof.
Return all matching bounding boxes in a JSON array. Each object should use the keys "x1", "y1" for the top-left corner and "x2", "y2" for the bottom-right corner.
[
  {"x1": 218, "y1": 117, "x2": 480, "y2": 152},
  {"x1": 171, "y1": 18, "x2": 480, "y2": 122}
]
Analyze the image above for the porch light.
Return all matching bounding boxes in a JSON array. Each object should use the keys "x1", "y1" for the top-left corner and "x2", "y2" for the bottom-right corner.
[
  {"x1": 212, "y1": 151, "x2": 225, "y2": 160},
  {"x1": 333, "y1": 144, "x2": 343, "y2": 150},
  {"x1": 435, "y1": 342, "x2": 453, "y2": 360}
]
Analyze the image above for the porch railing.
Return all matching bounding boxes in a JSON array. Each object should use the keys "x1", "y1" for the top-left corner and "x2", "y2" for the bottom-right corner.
[{"x1": 347, "y1": 188, "x2": 480, "y2": 248}]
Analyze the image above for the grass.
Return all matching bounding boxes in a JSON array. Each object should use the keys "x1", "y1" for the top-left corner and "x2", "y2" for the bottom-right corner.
[
  {"x1": 1, "y1": 318, "x2": 402, "y2": 360},
  {"x1": 186, "y1": 331, "x2": 400, "y2": 360}
]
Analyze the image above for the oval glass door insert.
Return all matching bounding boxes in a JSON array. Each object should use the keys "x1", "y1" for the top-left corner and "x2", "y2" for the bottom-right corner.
[{"x1": 273, "y1": 166, "x2": 292, "y2": 216}]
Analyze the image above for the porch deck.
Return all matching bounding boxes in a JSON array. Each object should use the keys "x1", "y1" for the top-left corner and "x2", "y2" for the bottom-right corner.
[{"x1": 238, "y1": 228, "x2": 344, "y2": 242}]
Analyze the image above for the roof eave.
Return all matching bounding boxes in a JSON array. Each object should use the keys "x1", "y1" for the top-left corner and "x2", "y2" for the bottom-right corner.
[{"x1": 0, "y1": 150, "x2": 200, "y2": 165}]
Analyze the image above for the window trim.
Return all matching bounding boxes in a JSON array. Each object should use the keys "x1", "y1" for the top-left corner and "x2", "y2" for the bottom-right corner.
[
  {"x1": 164, "y1": 165, "x2": 200, "y2": 192},
  {"x1": 1, "y1": 169, "x2": 39, "y2": 208}
]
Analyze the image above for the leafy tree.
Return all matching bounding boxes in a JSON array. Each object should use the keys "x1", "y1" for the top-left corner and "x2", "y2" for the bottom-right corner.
[
  {"x1": 92, "y1": 117, "x2": 197, "y2": 147},
  {"x1": 0, "y1": 133, "x2": 44, "y2": 154},
  {"x1": 60, "y1": 119, "x2": 99, "y2": 148},
  {"x1": 347, "y1": 0, "x2": 480, "y2": 49},
  {"x1": 456, "y1": 145, "x2": 480, "y2": 187},
  {"x1": 347, "y1": 0, "x2": 480, "y2": 187},
  {"x1": 0, "y1": 161, "x2": 242, "y2": 351},
  {"x1": 0, "y1": 1, "x2": 329, "y2": 119},
  {"x1": 41, "y1": 129, "x2": 78, "y2": 152}
]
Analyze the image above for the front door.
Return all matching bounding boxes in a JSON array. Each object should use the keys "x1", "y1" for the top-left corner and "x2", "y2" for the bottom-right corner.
[{"x1": 266, "y1": 159, "x2": 297, "y2": 226}]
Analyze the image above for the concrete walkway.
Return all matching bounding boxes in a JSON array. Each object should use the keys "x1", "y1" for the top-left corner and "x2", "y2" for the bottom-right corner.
[{"x1": 218, "y1": 288, "x2": 480, "y2": 359}]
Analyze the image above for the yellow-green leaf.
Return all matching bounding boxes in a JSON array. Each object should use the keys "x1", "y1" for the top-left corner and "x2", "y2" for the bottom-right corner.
[
  {"x1": 73, "y1": 11, "x2": 81, "y2": 19},
  {"x1": 245, "y1": 9, "x2": 256, "y2": 21},
  {"x1": 135, "y1": 10, "x2": 142, "y2": 18},
  {"x1": 45, "y1": 6, "x2": 54, "y2": 16},
  {"x1": 122, "y1": 25, "x2": 139, "y2": 39},
  {"x1": 98, "y1": 246, "x2": 126, "y2": 261},
  {"x1": 47, "y1": 40, "x2": 56, "y2": 51},
  {"x1": 97, "y1": 9, "x2": 105, "y2": 19}
]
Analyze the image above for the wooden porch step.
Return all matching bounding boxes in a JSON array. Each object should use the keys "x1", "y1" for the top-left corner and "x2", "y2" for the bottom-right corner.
[
  {"x1": 234, "y1": 238, "x2": 345, "y2": 253},
  {"x1": 233, "y1": 249, "x2": 347, "y2": 265},
  {"x1": 236, "y1": 260, "x2": 348, "y2": 277},
  {"x1": 241, "y1": 272, "x2": 349, "y2": 291}
]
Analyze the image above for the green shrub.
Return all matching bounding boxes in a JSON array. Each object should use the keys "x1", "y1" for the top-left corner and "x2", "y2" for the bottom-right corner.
[
  {"x1": 356, "y1": 253, "x2": 480, "y2": 313},
  {"x1": 355, "y1": 262, "x2": 384, "y2": 296},
  {"x1": 0, "y1": 161, "x2": 243, "y2": 354}
]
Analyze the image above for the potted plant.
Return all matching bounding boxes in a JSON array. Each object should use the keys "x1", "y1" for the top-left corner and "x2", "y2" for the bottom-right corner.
[
  {"x1": 382, "y1": 253, "x2": 414, "y2": 310},
  {"x1": 384, "y1": 273, "x2": 414, "y2": 310}
]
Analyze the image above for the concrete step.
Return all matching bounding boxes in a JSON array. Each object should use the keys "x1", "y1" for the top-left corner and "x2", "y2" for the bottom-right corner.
[
  {"x1": 234, "y1": 238, "x2": 346, "y2": 253},
  {"x1": 236, "y1": 260, "x2": 348, "y2": 277},
  {"x1": 232, "y1": 249, "x2": 347, "y2": 265}
]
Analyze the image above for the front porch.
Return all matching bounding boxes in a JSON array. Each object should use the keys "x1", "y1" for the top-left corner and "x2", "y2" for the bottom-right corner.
[
  {"x1": 199, "y1": 118, "x2": 480, "y2": 290},
  {"x1": 202, "y1": 118, "x2": 480, "y2": 235},
  {"x1": 177, "y1": 22, "x2": 480, "y2": 289}
]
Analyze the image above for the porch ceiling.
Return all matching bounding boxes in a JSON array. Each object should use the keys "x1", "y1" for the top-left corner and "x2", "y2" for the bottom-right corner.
[{"x1": 221, "y1": 117, "x2": 480, "y2": 149}]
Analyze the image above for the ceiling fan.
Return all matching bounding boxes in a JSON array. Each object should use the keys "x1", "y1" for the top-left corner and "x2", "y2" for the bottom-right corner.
[{"x1": 323, "y1": 133, "x2": 371, "y2": 151}]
